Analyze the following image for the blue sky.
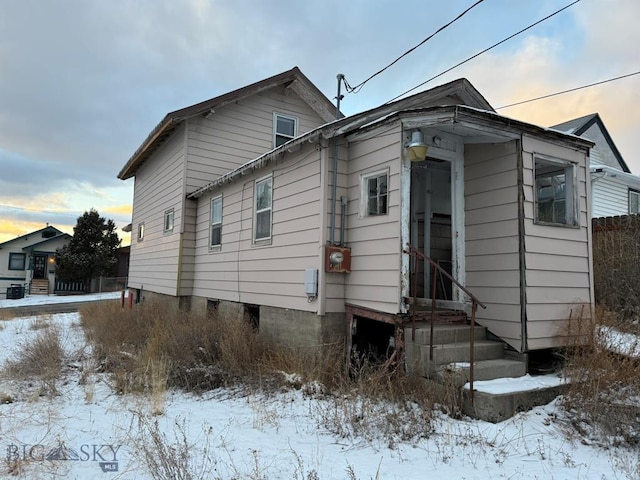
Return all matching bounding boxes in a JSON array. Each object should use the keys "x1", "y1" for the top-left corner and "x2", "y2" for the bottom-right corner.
[{"x1": 1, "y1": 0, "x2": 638, "y2": 243}]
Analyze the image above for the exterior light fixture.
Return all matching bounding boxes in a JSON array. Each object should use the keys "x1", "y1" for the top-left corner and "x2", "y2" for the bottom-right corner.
[{"x1": 406, "y1": 130, "x2": 428, "y2": 161}]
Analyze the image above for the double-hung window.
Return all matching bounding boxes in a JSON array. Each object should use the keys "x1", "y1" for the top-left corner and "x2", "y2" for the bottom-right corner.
[
  {"x1": 629, "y1": 189, "x2": 640, "y2": 214},
  {"x1": 210, "y1": 195, "x2": 222, "y2": 248},
  {"x1": 362, "y1": 170, "x2": 389, "y2": 216},
  {"x1": 534, "y1": 155, "x2": 578, "y2": 226},
  {"x1": 274, "y1": 113, "x2": 297, "y2": 147},
  {"x1": 8, "y1": 253, "x2": 25, "y2": 270},
  {"x1": 254, "y1": 175, "x2": 273, "y2": 243},
  {"x1": 164, "y1": 209, "x2": 174, "y2": 233}
]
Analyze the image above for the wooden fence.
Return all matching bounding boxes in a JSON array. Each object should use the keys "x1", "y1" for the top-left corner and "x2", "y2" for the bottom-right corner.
[{"x1": 592, "y1": 214, "x2": 640, "y2": 318}]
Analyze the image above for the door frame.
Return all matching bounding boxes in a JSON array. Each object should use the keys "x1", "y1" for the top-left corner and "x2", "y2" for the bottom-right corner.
[
  {"x1": 401, "y1": 130, "x2": 465, "y2": 309},
  {"x1": 32, "y1": 254, "x2": 48, "y2": 279}
]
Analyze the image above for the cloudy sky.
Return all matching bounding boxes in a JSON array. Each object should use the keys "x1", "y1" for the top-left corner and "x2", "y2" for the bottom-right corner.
[{"x1": 1, "y1": 0, "x2": 638, "y2": 244}]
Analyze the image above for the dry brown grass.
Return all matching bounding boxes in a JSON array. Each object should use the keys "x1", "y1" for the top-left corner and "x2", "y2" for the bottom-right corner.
[
  {"x1": 81, "y1": 298, "x2": 438, "y2": 441},
  {"x1": 3, "y1": 325, "x2": 64, "y2": 396},
  {"x1": 560, "y1": 305, "x2": 640, "y2": 447}
]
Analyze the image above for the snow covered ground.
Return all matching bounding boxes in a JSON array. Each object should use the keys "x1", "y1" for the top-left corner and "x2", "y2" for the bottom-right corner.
[
  {"x1": 0, "y1": 297, "x2": 637, "y2": 479},
  {"x1": 0, "y1": 291, "x2": 122, "y2": 309}
]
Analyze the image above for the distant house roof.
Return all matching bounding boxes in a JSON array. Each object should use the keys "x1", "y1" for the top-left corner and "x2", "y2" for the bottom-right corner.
[
  {"x1": 551, "y1": 113, "x2": 630, "y2": 173},
  {"x1": 22, "y1": 233, "x2": 72, "y2": 252},
  {"x1": 0, "y1": 226, "x2": 66, "y2": 249},
  {"x1": 118, "y1": 67, "x2": 339, "y2": 180}
]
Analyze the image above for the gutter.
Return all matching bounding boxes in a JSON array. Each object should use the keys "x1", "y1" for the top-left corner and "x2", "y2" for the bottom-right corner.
[{"x1": 590, "y1": 165, "x2": 640, "y2": 189}]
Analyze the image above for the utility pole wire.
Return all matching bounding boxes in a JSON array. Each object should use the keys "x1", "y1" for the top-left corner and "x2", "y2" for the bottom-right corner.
[
  {"x1": 345, "y1": 0, "x2": 486, "y2": 94},
  {"x1": 384, "y1": 0, "x2": 581, "y2": 104},
  {"x1": 495, "y1": 71, "x2": 640, "y2": 109}
]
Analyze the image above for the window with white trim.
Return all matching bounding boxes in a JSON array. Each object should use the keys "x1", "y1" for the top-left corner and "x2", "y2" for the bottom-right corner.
[
  {"x1": 534, "y1": 155, "x2": 578, "y2": 226},
  {"x1": 254, "y1": 176, "x2": 273, "y2": 242},
  {"x1": 164, "y1": 209, "x2": 174, "y2": 233},
  {"x1": 8, "y1": 253, "x2": 25, "y2": 270},
  {"x1": 274, "y1": 113, "x2": 297, "y2": 147},
  {"x1": 210, "y1": 195, "x2": 222, "y2": 248},
  {"x1": 362, "y1": 170, "x2": 389, "y2": 216},
  {"x1": 137, "y1": 222, "x2": 145, "y2": 242},
  {"x1": 629, "y1": 189, "x2": 640, "y2": 214}
]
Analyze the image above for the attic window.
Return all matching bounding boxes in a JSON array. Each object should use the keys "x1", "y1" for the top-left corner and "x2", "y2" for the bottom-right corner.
[
  {"x1": 42, "y1": 229, "x2": 56, "y2": 238},
  {"x1": 534, "y1": 155, "x2": 578, "y2": 227},
  {"x1": 274, "y1": 113, "x2": 297, "y2": 147}
]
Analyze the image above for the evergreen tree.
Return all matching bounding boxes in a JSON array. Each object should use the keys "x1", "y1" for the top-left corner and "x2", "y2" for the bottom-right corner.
[{"x1": 55, "y1": 209, "x2": 121, "y2": 289}]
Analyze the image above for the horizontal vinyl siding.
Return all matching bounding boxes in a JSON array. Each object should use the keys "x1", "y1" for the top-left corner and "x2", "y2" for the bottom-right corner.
[
  {"x1": 521, "y1": 134, "x2": 593, "y2": 350},
  {"x1": 185, "y1": 89, "x2": 326, "y2": 192},
  {"x1": 464, "y1": 141, "x2": 522, "y2": 350},
  {"x1": 592, "y1": 177, "x2": 628, "y2": 217},
  {"x1": 128, "y1": 125, "x2": 185, "y2": 295},
  {"x1": 344, "y1": 124, "x2": 403, "y2": 314},
  {"x1": 191, "y1": 143, "x2": 322, "y2": 311}
]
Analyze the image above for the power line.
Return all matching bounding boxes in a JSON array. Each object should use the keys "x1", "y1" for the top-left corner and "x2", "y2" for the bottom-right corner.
[
  {"x1": 495, "y1": 71, "x2": 640, "y2": 109},
  {"x1": 344, "y1": 0, "x2": 486, "y2": 94},
  {"x1": 384, "y1": 0, "x2": 581, "y2": 104}
]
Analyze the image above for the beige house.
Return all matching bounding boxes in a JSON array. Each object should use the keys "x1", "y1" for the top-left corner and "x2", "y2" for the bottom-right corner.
[
  {"x1": 0, "y1": 226, "x2": 71, "y2": 298},
  {"x1": 120, "y1": 68, "x2": 594, "y2": 356}
]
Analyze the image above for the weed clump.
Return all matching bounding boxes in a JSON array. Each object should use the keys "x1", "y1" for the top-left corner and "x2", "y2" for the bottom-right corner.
[
  {"x1": 3, "y1": 325, "x2": 64, "y2": 396},
  {"x1": 560, "y1": 306, "x2": 640, "y2": 447}
]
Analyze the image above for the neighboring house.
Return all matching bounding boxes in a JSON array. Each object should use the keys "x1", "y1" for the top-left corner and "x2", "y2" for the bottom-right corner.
[
  {"x1": 120, "y1": 67, "x2": 594, "y2": 355},
  {"x1": 0, "y1": 226, "x2": 71, "y2": 298},
  {"x1": 551, "y1": 113, "x2": 640, "y2": 217}
]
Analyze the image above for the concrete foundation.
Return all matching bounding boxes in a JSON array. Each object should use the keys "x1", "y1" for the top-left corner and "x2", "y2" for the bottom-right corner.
[{"x1": 260, "y1": 305, "x2": 345, "y2": 348}]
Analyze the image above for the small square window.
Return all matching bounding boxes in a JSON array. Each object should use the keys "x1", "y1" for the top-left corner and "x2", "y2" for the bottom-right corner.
[
  {"x1": 629, "y1": 189, "x2": 640, "y2": 214},
  {"x1": 254, "y1": 176, "x2": 273, "y2": 242},
  {"x1": 8, "y1": 253, "x2": 25, "y2": 270},
  {"x1": 210, "y1": 196, "x2": 222, "y2": 248},
  {"x1": 362, "y1": 171, "x2": 389, "y2": 216},
  {"x1": 137, "y1": 223, "x2": 145, "y2": 242},
  {"x1": 274, "y1": 113, "x2": 297, "y2": 147},
  {"x1": 534, "y1": 155, "x2": 578, "y2": 227},
  {"x1": 164, "y1": 209, "x2": 174, "y2": 233}
]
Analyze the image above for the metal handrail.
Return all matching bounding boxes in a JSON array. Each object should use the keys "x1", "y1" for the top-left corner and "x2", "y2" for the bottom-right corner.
[{"x1": 404, "y1": 244, "x2": 486, "y2": 403}]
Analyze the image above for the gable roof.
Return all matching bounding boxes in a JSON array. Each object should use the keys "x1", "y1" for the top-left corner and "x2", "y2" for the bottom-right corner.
[
  {"x1": 551, "y1": 113, "x2": 630, "y2": 173},
  {"x1": 118, "y1": 67, "x2": 339, "y2": 180},
  {"x1": 22, "y1": 233, "x2": 72, "y2": 252},
  {"x1": 0, "y1": 226, "x2": 66, "y2": 249},
  {"x1": 189, "y1": 80, "x2": 587, "y2": 201}
]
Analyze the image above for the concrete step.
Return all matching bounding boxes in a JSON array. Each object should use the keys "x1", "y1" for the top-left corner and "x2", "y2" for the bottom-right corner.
[
  {"x1": 406, "y1": 324, "x2": 486, "y2": 345},
  {"x1": 435, "y1": 358, "x2": 527, "y2": 387},
  {"x1": 405, "y1": 340, "x2": 506, "y2": 376}
]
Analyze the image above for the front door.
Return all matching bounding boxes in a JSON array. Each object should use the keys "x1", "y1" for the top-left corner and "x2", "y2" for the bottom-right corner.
[
  {"x1": 33, "y1": 255, "x2": 47, "y2": 279},
  {"x1": 410, "y1": 159, "x2": 453, "y2": 299}
]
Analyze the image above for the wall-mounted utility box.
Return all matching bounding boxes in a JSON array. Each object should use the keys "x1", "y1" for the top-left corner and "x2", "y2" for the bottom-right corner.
[
  {"x1": 324, "y1": 245, "x2": 351, "y2": 273},
  {"x1": 305, "y1": 268, "x2": 318, "y2": 298}
]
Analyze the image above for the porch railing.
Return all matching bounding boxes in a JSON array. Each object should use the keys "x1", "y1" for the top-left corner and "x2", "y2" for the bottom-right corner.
[{"x1": 404, "y1": 244, "x2": 486, "y2": 402}]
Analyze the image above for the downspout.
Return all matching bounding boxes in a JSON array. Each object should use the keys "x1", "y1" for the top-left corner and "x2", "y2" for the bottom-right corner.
[
  {"x1": 329, "y1": 74, "x2": 344, "y2": 245},
  {"x1": 516, "y1": 138, "x2": 528, "y2": 352}
]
